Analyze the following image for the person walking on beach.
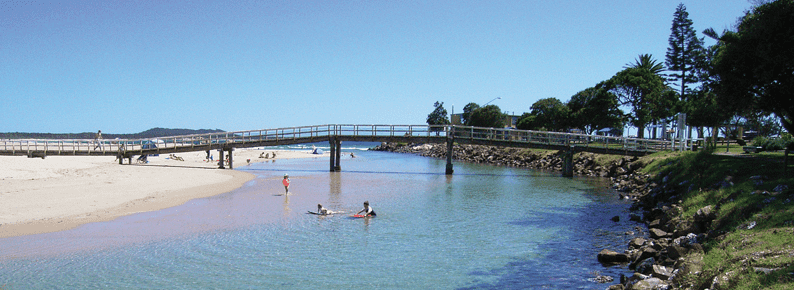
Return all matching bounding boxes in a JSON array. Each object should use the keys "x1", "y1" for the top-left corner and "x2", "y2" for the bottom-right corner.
[
  {"x1": 282, "y1": 174, "x2": 290, "y2": 194},
  {"x1": 93, "y1": 130, "x2": 103, "y2": 151},
  {"x1": 356, "y1": 201, "x2": 376, "y2": 217}
]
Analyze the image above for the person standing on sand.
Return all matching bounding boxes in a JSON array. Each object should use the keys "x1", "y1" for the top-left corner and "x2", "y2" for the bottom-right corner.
[
  {"x1": 282, "y1": 174, "x2": 290, "y2": 194},
  {"x1": 94, "y1": 130, "x2": 103, "y2": 150},
  {"x1": 356, "y1": 201, "x2": 376, "y2": 217}
]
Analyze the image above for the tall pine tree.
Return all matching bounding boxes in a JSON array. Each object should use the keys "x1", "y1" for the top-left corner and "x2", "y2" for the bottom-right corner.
[{"x1": 665, "y1": 3, "x2": 705, "y2": 101}]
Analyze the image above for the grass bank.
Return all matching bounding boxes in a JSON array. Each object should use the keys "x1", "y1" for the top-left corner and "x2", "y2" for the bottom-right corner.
[{"x1": 634, "y1": 148, "x2": 794, "y2": 289}]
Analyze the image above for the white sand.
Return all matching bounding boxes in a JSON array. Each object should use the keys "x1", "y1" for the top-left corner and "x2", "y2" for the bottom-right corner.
[{"x1": 0, "y1": 148, "x2": 326, "y2": 238}]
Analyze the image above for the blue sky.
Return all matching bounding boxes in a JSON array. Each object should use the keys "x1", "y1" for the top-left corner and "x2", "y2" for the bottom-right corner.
[{"x1": 1, "y1": 0, "x2": 751, "y2": 134}]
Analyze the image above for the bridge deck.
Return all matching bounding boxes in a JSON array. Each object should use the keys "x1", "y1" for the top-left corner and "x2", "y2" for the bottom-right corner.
[{"x1": 1, "y1": 124, "x2": 679, "y2": 158}]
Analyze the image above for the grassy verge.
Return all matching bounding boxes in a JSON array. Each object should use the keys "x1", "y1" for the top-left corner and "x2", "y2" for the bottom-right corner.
[{"x1": 635, "y1": 149, "x2": 794, "y2": 289}]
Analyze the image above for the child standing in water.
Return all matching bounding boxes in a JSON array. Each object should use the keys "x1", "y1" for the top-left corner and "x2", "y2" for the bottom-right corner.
[
  {"x1": 356, "y1": 201, "x2": 376, "y2": 217},
  {"x1": 282, "y1": 174, "x2": 290, "y2": 194}
]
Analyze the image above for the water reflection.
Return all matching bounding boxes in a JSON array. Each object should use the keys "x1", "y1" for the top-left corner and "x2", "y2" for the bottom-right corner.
[{"x1": 283, "y1": 194, "x2": 291, "y2": 216}]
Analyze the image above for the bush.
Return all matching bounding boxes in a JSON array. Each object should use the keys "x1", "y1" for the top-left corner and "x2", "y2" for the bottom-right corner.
[
  {"x1": 753, "y1": 135, "x2": 794, "y2": 151},
  {"x1": 736, "y1": 139, "x2": 747, "y2": 146},
  {"x1": 752, "y1": 136, "x2": 767, "y2": 147}
]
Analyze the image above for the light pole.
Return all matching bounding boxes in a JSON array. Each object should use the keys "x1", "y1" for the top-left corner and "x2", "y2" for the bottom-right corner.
[{"x1": 484, "y1": 97, "x2": 501, "y2": 106}]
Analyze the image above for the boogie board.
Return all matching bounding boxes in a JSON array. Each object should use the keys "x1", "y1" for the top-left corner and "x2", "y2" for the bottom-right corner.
[
  {"x1": 307, "y1": 211, "x2": 330, "y2": 215},
  {"x1": 351, "y1": 214, "x2": 372, "y2": 218}
]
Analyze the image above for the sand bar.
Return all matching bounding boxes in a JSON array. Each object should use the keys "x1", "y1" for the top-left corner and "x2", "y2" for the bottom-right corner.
[{"x1": 0, "y1": 148, "x2": 325, "y2": 238}]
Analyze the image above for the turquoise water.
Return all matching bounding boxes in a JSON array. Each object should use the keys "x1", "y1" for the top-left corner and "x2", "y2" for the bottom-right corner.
[{"x1": 0, "y1": 146, "x2": 640, "y2": 289}]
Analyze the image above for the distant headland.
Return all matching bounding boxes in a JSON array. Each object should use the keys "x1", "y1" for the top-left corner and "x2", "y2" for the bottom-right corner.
[{"x1": 0, "y1": 128, "x2": 225, "y2": 139}]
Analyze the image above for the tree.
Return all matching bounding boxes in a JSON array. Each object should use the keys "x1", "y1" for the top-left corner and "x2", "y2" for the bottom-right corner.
[
  {"x1": 666, "y1": 3, "x2": 706, "y2": 101},
  {"x1": 627, "y1": 53, "x2": 665, "y2": 74},
  {"x1": 609, "y1": 54, "x2": 678, "y2": 138},
  {"x1": 567, "y1": 82, "x2": 624, "y2": 134},
  {"x1": 707, "y1": 0, "x2": 794, "y2": 134},
  {"x1": 686, "y1": 87, "x2": 731, "y2": 149},
  {"x1": 426, "y1": 101, "x2": 450, "y2": 132},
  {"x1": 682, "y1": 43, "x2": 734, "y2": 148},
  {"x1": 468, "y1": 105, "x2": 505, "y2": 128},
  {"x1": 524, "y1": 98, "x2": 570, "y2": 131},
  {"x1": 461, "y1": 102, "x2": 480, "y2": 125},
  {"x1": 516, "y1": 113, "x2": 536, "y2": 130}
]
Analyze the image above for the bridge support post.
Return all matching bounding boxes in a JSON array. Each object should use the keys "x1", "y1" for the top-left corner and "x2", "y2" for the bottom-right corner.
[
  {"x1": 445, "y1": 126, "x2": 454, "y2": 175},
  {"x1": 334, "y1": 139, "x2": 341, "y2": 171},
  {"x1": 329, "y1": 138, "x2": 336, "y2": 172},
  {"x1": 218, "y1": 149, "x2": 225, "y2": 169},
  {"x1": 562, "y1": 146, "x2": 574, "y2": 177}
]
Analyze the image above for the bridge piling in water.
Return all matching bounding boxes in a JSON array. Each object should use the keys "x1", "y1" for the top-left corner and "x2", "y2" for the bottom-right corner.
[
  {"x1": 329, "y1": 138, "x2": 335, "y2": 171},
  {"x1": 329, "y1": 137, "x2": 341, "y2": 171},
  {"x1": 562, "y1": 146, "x2": 574, "y2": 177},
  {"x1": 328, "y1": 137, "x2": 342, "y2": 172},
  {"x1": 445, "y1": 127, "x2": 454, "y2": 175},
  {"x1": 334, "y1": 139, "x2": 341, "y2": 171}
]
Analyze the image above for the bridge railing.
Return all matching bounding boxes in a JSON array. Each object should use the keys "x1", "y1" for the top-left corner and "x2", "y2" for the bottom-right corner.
[
  {"x1": 332, "y1": 124, "x2": 447, "y2": 138},
  {"x1": 2, "y1": 124, "x2": 676, "y2": 156},
  {"x1": 450, "y1": 125, "x2": 672, "y2": 153},
  {"x1": 0, "y1": 138, "x2": 129, "y2": 155}
]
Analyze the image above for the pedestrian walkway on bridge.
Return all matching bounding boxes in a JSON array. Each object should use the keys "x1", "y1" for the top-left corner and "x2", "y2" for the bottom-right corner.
[{"x1": 1, "y1": 124, "x2": 684, "y2": 175}]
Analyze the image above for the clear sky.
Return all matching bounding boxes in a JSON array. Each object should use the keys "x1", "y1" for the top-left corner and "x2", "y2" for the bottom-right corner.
[{"x1": 1, "y1": 0, "x2": 752, "y2": 134}]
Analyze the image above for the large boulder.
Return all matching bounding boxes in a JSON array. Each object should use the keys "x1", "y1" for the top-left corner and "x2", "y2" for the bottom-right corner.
[
  {"x1": 694, "y1": 205, "x2": 716, "y2": 222},
  {"x1": 665, "y1": 244, "x2": 688, "y2": 260},
  {"x1": 628, "y1": 237, "x2": 646, "y2": 249},
  {"x1": 598, "y1": 249, "x2": 630, "y2": 264},
  {"x1": 649, "y1": 228, "x2": 670, "y2": 239},
  {"x1": 651, "y1": 265, "x2": 673, "y2": 280},
  {"x1": 635, "y1": 257, "x2": 656, "y2": 275},
  {"x1": 631, "y1": 277, "x2": 667, "y2": 290}
]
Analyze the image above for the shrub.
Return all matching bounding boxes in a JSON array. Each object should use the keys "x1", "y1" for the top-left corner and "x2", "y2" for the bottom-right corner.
[
  {"x1": 753, "y1": 135, "x2": 794, "y2": 151},
  {"x1": 752, "y1": 136, "x2": 767, "y2": 147}
]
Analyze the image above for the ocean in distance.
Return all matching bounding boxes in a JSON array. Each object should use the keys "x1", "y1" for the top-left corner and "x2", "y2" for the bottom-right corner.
[{"x1": 0, "y1": 142, "x2": 641, "y2": 289}]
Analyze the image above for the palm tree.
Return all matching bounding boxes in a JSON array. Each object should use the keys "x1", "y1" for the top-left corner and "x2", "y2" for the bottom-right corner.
[{"x1": 625, "y1": 54, "x2": 665, "y2": 75}]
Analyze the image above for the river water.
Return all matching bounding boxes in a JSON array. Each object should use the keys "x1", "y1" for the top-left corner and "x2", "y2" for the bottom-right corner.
[{"x1": 0, "y1": 144, "x2": 641, "y2": 289}]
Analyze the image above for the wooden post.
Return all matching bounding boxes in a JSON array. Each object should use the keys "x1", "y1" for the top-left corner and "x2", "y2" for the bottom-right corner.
[
  {"x1": 334, "y1": 139, "x2": 341, "y2": 171},
  {"x1": 218, "y1": 149, "x2": 225, "y2": 169},
  {"x1": 562, "y1": 146, "x2": 574, "y2": 177},
  {"x1": 329, "y1": 138, "x2": 336, "y2": 172},
  {"x1": 446, "y1": 126, "x2": 454, "y2": 175}
]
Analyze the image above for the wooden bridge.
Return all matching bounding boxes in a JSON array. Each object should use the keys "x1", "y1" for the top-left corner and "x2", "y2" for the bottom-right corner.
[{"x1": 0, "y1": 124, "x2": 679, "y2": 175}]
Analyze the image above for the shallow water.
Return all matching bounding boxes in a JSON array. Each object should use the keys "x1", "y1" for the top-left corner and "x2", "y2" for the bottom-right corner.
[{"x1": 0, "y1": 148, "x2": 641, "y2": 289}]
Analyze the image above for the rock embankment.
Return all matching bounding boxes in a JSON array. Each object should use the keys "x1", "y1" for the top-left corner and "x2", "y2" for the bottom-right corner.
[
  {"x1": 372, "y1": 142, "x2": 716, "y2": 289},
  {"x1": 374, "y1": 142, "x2": 649, "y2": 184}
]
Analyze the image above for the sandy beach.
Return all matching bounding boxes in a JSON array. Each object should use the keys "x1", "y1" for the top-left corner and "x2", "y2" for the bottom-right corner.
[{"x1": 0, "y1": 148, "x2": 326, "y2": 238}]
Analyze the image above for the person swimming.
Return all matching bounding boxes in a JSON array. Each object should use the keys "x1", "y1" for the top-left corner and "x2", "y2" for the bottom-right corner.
[{"x1": 356, "y1": 201, "x2": 376, "y2": 217}]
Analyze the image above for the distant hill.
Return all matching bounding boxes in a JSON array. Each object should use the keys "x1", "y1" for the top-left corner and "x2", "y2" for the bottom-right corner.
[{"x1": 0, "y1": 128, "x2": 226, "y2": 139}]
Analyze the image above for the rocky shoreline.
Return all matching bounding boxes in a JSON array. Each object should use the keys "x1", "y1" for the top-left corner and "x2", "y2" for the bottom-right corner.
[{"x1": 373, "y1": 142, "x2": 712, "y2": 289}]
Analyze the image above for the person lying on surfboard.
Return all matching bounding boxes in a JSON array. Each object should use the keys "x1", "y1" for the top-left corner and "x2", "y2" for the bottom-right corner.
[
  {"x1": 317, "y1": 204, "x2": 335, "y2": 215},
  {"x1": 356, "y1": 201, "x2": 376, "y2": 217}
]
